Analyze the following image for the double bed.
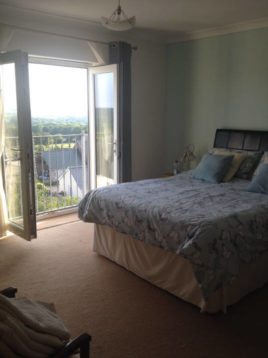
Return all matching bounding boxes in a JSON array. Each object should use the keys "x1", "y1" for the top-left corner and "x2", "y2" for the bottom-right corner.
[{"x1": 79, "y1": 129, "x2": 268, "y2": 313}]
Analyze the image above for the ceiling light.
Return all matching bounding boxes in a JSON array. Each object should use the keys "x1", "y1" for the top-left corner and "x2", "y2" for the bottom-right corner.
[{"x1": 101, "y1": 1, "x2": 136, "y2": 31}]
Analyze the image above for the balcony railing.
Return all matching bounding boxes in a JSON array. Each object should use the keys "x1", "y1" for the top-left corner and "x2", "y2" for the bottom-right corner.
[
  {"x1": 33, "y1": 133, "x2": 88, "y2": 215},
  {"x1": 5, "y1": 130, "x2": 114, "y2": 217}
]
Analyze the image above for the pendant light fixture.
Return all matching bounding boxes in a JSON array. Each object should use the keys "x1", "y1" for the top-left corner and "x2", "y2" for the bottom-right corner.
[{"x1": 101, "y1": 0, "x2": 136, "y2": 31}]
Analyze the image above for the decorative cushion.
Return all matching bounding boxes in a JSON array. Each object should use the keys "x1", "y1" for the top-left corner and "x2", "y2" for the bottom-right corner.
[
  {"x1": 253, "y1": 152, "x2": 268, "y2": 176},
  {"x1": 235, "y1": 151, "x2": 263, "y2": 179},
  {"x1": 209, "y1": 148, "x2": 247, "y2": 182},
  {"x1": 247, "y1": 163, "x2": 268, "y2": 194},
  {"x1": 192, "y1": 153, "x2": 234, "y2": 183}
]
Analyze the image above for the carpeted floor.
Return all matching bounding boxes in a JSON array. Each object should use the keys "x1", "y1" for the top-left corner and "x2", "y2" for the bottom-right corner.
[{"x1": 1, "y1": 221, "x2": 268, "y2": 358}]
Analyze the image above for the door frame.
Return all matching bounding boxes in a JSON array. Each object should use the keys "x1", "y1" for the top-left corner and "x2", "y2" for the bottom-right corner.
[
  {"x1": 89, "y1": 64, "x2": 119, "y2": 189},
  {"x1": 0, "y1": 50, "x2": 36, "y2": 240},
  {"x1": 28, "y1": 58, "x2": 90, "y2": 220}
]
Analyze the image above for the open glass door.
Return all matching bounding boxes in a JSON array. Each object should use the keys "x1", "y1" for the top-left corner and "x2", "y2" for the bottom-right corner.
[
  {"x1": 0, "y1": 50, "x2": 36, "y2": 240},
  {"x1": 89, "y1": 64, "x2": 118, "y2": 189}
]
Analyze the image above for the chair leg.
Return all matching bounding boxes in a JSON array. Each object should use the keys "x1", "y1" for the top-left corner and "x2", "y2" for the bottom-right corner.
[
  {"x1": 79, "y1": 333, "x2": 91, "y2": 358},
  {"x1": 54, "y1": 333, "x2": 91, "y2": 358},
  {"x1": 0, "y1": 287, "x2": 18, "y2": 298}
]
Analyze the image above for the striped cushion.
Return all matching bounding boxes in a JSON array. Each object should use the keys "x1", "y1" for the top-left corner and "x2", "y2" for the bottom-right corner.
[{"x1": 209, "y1": 148, "x2": 247, "y2": 182}]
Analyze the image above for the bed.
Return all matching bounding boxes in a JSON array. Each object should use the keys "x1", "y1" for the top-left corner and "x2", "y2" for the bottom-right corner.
[{"x1": 78, "y1": 129, "x2": 268, "y2": 313}]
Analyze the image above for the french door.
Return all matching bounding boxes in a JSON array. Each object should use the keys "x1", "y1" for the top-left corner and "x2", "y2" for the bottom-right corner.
[
  {"x1": 89, "y1": 64, "x2": 119, "y2": 189},
  {"x1": 0, "y1": 52, "x2": 119, "y2": 241},
  {"x1": 0, "y1": 50, "x2": 36, "y2": 240}
]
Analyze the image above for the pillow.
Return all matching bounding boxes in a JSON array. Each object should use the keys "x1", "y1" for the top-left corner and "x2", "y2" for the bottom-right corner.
[
  {"x1": 253, "y1": 152, "x2": 268, "y2": 176},
  {"x1": 192, "y1": 153, "x2": 234, "y2": 183},
  {"x1": 235, "y1": 151, "x2": 263, "y2": 179},
  {"x1": 247, "y1": 163, "x2": 268, "y2": 194},
  {"x1": 209, "y1": 148, "x2": 247, "y2": 182}
]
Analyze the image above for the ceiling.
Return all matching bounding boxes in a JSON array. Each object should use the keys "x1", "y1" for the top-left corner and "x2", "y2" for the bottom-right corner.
[{"x1": 0, "y1": 0, "x2": 268, "y2": 38}]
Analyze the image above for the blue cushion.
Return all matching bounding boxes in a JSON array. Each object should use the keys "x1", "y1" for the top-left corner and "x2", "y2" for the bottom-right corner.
[
  {"x1": 247, "y1": 163, "x2": 268, "y2": 194},
  {"x1": 192, "y1": 153, "x2": 234, "y2": 183}
]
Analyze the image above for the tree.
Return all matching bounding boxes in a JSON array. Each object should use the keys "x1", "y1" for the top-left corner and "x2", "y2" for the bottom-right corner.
[{"x1": 35, "y1": 181, "x2": 79, "y2": 213}]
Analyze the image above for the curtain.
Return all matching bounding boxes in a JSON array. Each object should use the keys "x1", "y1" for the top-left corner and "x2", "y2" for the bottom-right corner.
[
  {"x1": 109, "y1": 42, "x2": 132, "y2": 183},
  {"x1": 0, "y1": 89, "x2": 8, "y2": 237}
]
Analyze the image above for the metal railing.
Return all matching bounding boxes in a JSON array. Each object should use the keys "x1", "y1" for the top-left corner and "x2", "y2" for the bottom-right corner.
[
  {"x1": 5, "y1": 130, "x2": 114, "y2": 216},
  {"x1": 33, "y1": 133, "x2": 88, "y2": 214}
]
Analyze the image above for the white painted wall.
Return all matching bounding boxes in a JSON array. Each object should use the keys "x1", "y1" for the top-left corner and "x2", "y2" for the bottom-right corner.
[
  {"x1": 165, "y1": 29, "x2": 268, "y2": 169},
  {"x1": 131, "y1": 43, "x2": 166, "y2": 180},
  {"x1": 0, "y1": 28, "x2": 102, "y2": 64},
  {"x1": 0, "y1": 6, "x2": 167, "y2": 181}
]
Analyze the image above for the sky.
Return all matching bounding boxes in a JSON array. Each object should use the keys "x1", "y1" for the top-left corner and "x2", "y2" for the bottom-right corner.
[
  {"x1": 1, "y1": 62, "x2": 114, "y2": 120},
  {"x1": 29, "y1": 63, "x2": 88, "y2": 119}
]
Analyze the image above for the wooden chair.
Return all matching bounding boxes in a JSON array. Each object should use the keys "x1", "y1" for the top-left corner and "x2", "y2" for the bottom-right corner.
[{"x1": 0, "y1": 287, "x2": 91, "y2": 358}]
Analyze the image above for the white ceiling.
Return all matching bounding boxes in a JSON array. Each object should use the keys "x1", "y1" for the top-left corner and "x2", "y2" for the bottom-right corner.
[{"x1": 0, "y1": 0, "x2": 268, "y2": 37}]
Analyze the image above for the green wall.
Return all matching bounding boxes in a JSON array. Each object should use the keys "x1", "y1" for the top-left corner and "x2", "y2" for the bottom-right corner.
[{"x1": 165, "y1": 27, "x2": 268, "y2": 167}]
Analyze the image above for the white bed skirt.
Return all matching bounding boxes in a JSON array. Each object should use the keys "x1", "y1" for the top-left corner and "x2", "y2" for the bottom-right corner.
[{"x1": 93, "y1": 224, "x2": 268, "y2": 313}]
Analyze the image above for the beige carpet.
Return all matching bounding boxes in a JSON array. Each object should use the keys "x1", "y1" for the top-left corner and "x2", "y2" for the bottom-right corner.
[
  {"x1": 36, "y1": 212, "x2": 80, "y2": 230},
  {"x1": 1, "y1": 221, "x2": 268, "y2": 358}
]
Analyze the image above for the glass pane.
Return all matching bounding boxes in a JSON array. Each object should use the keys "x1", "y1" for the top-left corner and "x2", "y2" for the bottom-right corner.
[
  {"x1": 94, "y1": 72, "x2": 115, "y2": 188},
  {"x1": 0, "y1": 63, "x2": 24, "y2": 228},
  {"x1": 28, "y1": 64, "x2": 89, "y2": 214}
]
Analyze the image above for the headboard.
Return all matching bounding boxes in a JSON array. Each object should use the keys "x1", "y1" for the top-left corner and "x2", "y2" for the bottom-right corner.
[{"x1": 214, "y1": 129, "x2": 268, "y2": 152}]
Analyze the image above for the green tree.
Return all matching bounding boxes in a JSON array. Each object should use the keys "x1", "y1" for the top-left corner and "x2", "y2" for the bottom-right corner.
[{"x1": 35, "y1": 181, "x2": 79, "y2": 213}]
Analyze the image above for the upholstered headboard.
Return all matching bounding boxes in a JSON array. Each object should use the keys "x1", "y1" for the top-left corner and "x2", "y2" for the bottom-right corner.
[{"x1": 214, "y1": 129, "x2": 268, "y2": 152}]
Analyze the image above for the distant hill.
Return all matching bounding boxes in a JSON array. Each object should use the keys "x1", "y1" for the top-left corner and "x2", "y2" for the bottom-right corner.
[
  {"x1": 6, "y1": 110, "x2": 113, "y2": 137},
  {"x1": 32, "y1": 118, "x2": 88, "y2": 136},
  {"x1": 32, "y1": 116, "x2": 88, "y2": 125}
]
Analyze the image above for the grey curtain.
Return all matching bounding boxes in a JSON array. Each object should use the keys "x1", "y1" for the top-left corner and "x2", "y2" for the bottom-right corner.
[{"x1": 109, "y1": 42, "x2": 132, "y2": 183}]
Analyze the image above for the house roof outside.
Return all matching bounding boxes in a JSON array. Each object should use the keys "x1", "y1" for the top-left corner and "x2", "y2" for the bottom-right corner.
[
  {"x1": 42, "y1": 148, "x2": 82, "y2": 171},
  {"x1": 59, "y1": 165, "x2": 88, "y2": 195}
]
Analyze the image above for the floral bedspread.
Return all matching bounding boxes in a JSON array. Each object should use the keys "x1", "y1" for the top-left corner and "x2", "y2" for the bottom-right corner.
[{"x1": 78, "y1": 173, "x2": 268, "y2": 298}]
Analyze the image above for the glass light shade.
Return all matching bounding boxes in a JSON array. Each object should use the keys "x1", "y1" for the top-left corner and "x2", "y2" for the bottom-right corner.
[
  {"x1": 101, "y1": 16, "x2": 136, "y2": 31},
  {"x1": 101, "y1": 1, "x2": 136, "y2": 31}
]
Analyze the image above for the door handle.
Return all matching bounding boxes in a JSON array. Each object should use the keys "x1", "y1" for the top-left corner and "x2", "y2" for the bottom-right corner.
[{"x1": 113, "y1": 141, "x2": 117, "y2": 154}]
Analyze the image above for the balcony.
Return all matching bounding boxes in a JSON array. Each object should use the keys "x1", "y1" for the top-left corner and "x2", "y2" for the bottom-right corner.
[
  {"x1": 5, "y1": 130, "x2": 114, "y2": 218},
  {"x1": 33, "y1": 133, "x2": 88, "y2": 215}
]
